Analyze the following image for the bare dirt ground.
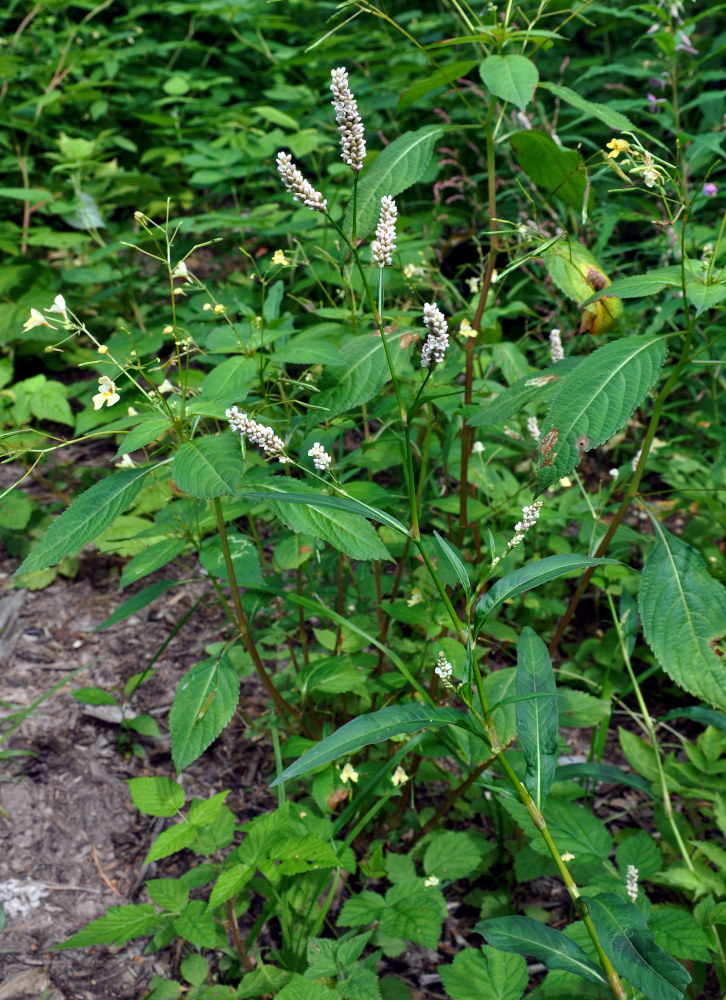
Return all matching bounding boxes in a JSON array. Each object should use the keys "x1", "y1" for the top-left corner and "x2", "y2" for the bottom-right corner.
[{"x1": 0, "y1": 545, "x2": 274, "y2": 1000}]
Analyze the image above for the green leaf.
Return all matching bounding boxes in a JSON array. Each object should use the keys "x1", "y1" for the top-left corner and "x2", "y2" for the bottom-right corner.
[
  {"x1": 145, "y1": 820, "x2": 198, "y2": 864},
  {"x1": 685, "y1": 279, "x2": 726, "y2": 317},
  {"x1": 315, "y1": 334, "x2": 395, "y2": 421},
  {"x1": 380, "y1": 880, "x2": 448, "y2": 949},
  {"x1": 583, "y1": 266, "x2": 682, "y2": 303},
  {"x1": 173, "y1": 899, "x2": 219, "y2": 948},
  {"x1": 270, "y1": 703, "x2": 468, "y2": 786},
  {"x1": 476, "y1": 555, "x2": 617, "y2": 630},
  {"x1": 15, "y1": 466, "x2": 153, "y2": 575},
  {"x1": 169, "y1": 655, "x2": 240, "y2": 772},
  {"x1": 243, "y1": 482, "x2": 407, "y2": 536},
  {"x1": 475, "y1": 916, "x2": 608, "y2": 985},
  {"x1": 639, "y1": 526, "x2": 726, "y2": 710},
  {"x1": 658, "y1": 705, "x2": 726, "y2": 731},
  {"x1": 172, "y1": 436, "x2": 243, "y2": 499},
  {"x1": 649, "y1": 906, "x2": 711, "y2": 963},
  {"x1": 584, "y1": 893, "x2": 691, "y2": 1000},
  {"x1": 433, "y1": 531, "x2": 471, "y2": 600},
  {"x1": 94, "y1": 579, "x2": 180, "y2": 631},
  {"x1": 555, "y1": 762, "x2": 650, "y2": 794},
  {"x1": 440, "y1": 945, "x2": 528, "y2": 1000},
  {"x1": 55, "y1": 904, "x2": 159, "y2": 949},
  {"x1": 341, "y1": 126, "x2": 444, "y2": 241},
  {"x1": 128, "y1": 775, "x2": 185, "y2": 817},
  {"x1": 468, "y1": 357, "x2": 582, "y2": 427},
  {"x1": 113, "y1": 417, "x2": 171, "y2": 459},
  {"x1": 480, "y1": 54, "x2": 539, "y2": 111},
  {"x1": 253, "y1": 478, "x2": 392, "y2": 561},
  {"x1": 276, "y1": 976, "x2": 338, "y2": 1000},
  {"x1": 539, "y1": 82, "x2": 635, "y2": 132},
  {"x1": 119, "y1": 537, "x2": 187, "y2": 587},
  {"x1": 536, "y1": 336, "x2": 667, "y2": 493},
  {"x1": 528, "y1": 801, "x2": 612, "y2": 866},
  {"x1": 510, "y1": 132, "x2": 590, "y2": 212},
  {"x1": 398, "y1": 60, "x2": 478, "y2": 113},
  {"x1": 423, "y1": 831, "x2": 486, "y2": 883},
  {"x1": 516, "y1": 628, "x2": 558, "y2": 810},
  {"x1": 556, "y1": 688, "x2": 610, "y2": 727}
]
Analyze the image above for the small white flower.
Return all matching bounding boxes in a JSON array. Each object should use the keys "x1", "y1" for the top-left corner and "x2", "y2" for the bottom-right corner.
[
  {"x1": 466, "y1": 277, "x2": 480, "y2": 295},
  {"x1": 560, "y1": 852, "x2": 576, "y2": 862},
  {"x1": 23, "y1": 308, "x2": 51, "y2": 332},
  {"x1": 421, "y1": 302, "x2": 449, "y2": 369},
  {"x1": 92, "y1": 376, "x2": 120, "y2": 410},
  {"x1": 609, "y1": 467, "x2": 619, "y2": 480},
  {"x1": 340, "y1": 762, "x2": 359, "y2": 784},
  {"x1": 391, "y1": 766, "x2": 409, "y2": 787},
  {"x1": 472, "y1": 440, "x2": 485, "y2": 455},
  {"x1": 403, "y1": 263, "x2": 425, "y2": 279},
  {"x1": 626, "y1": 864, "x2": 639, "y2": 902},
  {"x1": 406, "y1": 588, "x2": 423, "y2": 607},
  {"x1": 48, "y1": 294, "x2": 68, "y2": 320},
  {"x1": 171, "y1": 260, "x2": 190, "y2": 280},
  {"x1": 158, "y1": 379, "x2": 174, "y2": 394},
  {"x1": 308, "y1": 442, "x2": 332, "y2": 471},
  {"x1": 549, "y1": 328, "x2": 564, "y2": 363},
  {"x1": 371, "y1": 195, "x2": 398, "y2": 267},
  {"x1": 434, "y1": 651, "x2": 453, "y2": 683},
  {"x1": 115, "y1": 454, "x2": 135, "y2": 469},
  {"x1": 330, "y1": 67, "x2": 366, "y2": 171},
  {"x1": 631, "y1": 446, "x2": 642, "y2": 472},
  {"x1": 424, "y1": 875, "x2": 440, "y2": 887}
]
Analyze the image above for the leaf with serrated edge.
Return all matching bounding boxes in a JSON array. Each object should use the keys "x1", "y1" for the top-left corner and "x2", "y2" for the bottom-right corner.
[
  {"x1": 639, "y1": 525, "x2": 726, "y2": 711},
  {"x1": 341, "y1": 126, "x2": 443, "y2": 241},
  {"x1": 584, "y1": 893, "x2": 691, "y2": 1000},
  {"x1": 475, "y1": 916, "x2": 608, "y2": 985},
  {"x1": 270, "y1": 703, "x2": 466, "y2": 786},
  {"x1": 172, "y1": 436, "x2": 242, "y2": 499},
  {"x1": 516, "y1": 628, "x2": 558, "y2": 810},
  {"x1": 15, "y1": 466, "x2": 154, "y2": 575},
  {"x1": 539, "y1": 82, "x2": 635, "y2": 132},
  {"x1": 536, "y1": 336, "x2": 667, "y2": 493},
  {"x1": 170, "y1": 655, "x2": 240, "y2": 771},
  {"x1": 468, "y1": 357, "x2": 582, "y2": 427}
]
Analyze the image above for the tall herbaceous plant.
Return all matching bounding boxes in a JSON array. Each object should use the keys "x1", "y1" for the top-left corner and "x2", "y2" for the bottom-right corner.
[{"x1": 10, "y1": 1, "x2": 726, "y2": 998}]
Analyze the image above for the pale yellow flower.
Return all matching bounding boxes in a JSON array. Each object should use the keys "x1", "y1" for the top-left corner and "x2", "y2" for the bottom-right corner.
[
  {"x1": 272, "y1": 249, "x2": 289, "y2": 266},
  {"x1": 391, "y1": 766, "x2": 409, "y2": 787},
  {"x1": 162, "y1": 325, "x2": 173, "y2": 335},
  {"x1": 340, "y1": 763, "x2": 359, "y2": 784},
  {"x1": 158, "y1": 379, "x2": 174, "y2": 394},
  {"x1": 406, "y1": 588, "x2": 423, "y2": 607},
  {"x1": 48, "y1": 294, "x2": 68, "y2": 320},
  {"x1": 214, "y1": 304, "x2": 225, "y2": 314},
  {"x1": 605, "y1": 138, "x2": 631, "y2": 159},
  {"x1": 561, "y1": 852, "x2": 575, "y2": 862},
  {"x1": 92, "y1": 376, "x2": 120, "y2": 410},
  {"x1": 171, "y1": 260, "x2": 190, "y2": 280},
  {"x1": 97, "y1": 344, "x2": 109, "y2": 355},
  {"x1": 460, "y1": 318, "x2": 477, "y2": 338},
  {"x1": 424, "y1": 875, "x2": 440, "y2": 887},
  {"x1": 23, "y1": 308, "x2": 50, "y2": 332},
  {"x1": 115, "y1": 454, "x2": 135, "y2": 468}
]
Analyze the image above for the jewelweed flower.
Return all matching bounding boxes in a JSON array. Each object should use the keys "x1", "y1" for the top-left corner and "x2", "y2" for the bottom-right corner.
[
  {"x1": 605, "y1": 138, "x2": 631, "y2": 159},
  {"x1": 272, "y1": 249, "x2": 289, "y2": 266},
  {"x1": 115, "y1": 454, "x2": 135, "y2": 469},
  {"x1": 158, "y1": 379, "x2": 174, "y2": 394},
  {"x1": 561, "y1": 852, "x2": 575, "y2": 862},
  {"x1": 704, "y1": 182, "x2": 718, "y2": 197},
  {"x1": 340, "y1": 762, "x2": 359, "y2": 784},
  {"x1": 48, "y1": 294, "x2": 68, "y2": 320},
  {"x1": 424, "y1": 875, "x2": 440, "y2": 887},
  {"x1": 23, "y1": 308, "x2": 51, "y2": 332},
  {"x1": 171, "y1": 260, "x2": 190, "y2": 280},
  {"x1": 92, "y1": 376, "x2": 120, "y2": 410},
  {"x1": 391, "y1": 766, "x2": 409, "y2": 787},
  {"x1": 330, "y1": 67, "x2": 366, "y2": 171},
  {"x1": 276, "y1": 151, "x2": 327, "y2": 213}
]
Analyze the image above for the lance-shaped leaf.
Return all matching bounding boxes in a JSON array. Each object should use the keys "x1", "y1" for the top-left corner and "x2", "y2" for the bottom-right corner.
[
  {"x1": 270, "y1": 703, "x2": 468, "y2": 786},
  {"x1": 248, "y1": 478, "x2": 392, "y2": 561},
  {"x1": 539, "y1": 82, "x2": 635, "y2": 132},
  {"x1": 169, "y1": 654, "x2": 240, "y2": 772},
  {"x1": 15, "y1": 465, "x2": 155, "y2": 575},
  {"x1": 341, "y1": 125, "x2": 443, "y2": 242},
  {"x1": 584, "y1": 893, "x2": 691, "y2": 1000},
  {"x1": 475, "y1": 916, "x2": 608, "y2": 986},
  {"x1": 475, "y1": 555, "x2": 618, "y2": 635},
  {"x1": 516, "y1": 628, "x2": 558, "y2": 810},
  {"x1": 536, "y1": 336, "x2": 667, "y2": 493},
  {"x1": 639, "y1": 525, "x2": 726, "y2": 711}
]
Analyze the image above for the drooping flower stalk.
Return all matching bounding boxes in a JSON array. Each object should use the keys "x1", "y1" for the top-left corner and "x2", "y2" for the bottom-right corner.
[
  {"x1": 276, "y1": 151, "x2": 327, "y2": 212},
  {"x1": 226, "y1": 407, "x2": 288, "y2": 461}
]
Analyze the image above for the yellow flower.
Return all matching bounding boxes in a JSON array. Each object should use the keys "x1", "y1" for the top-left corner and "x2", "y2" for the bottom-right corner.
[
  {"x1": 391, "y1": 766, "x2": 409, "y2": 787},
  {"x1": 272, "y1": 249, "x2": 289, "y2": 266},
  {"x1": 424, "y1": 875, "x2": 440, "y2": 887},
  {"x1": 460, "y1": 318, "x2": 477, "y2": 338},
  {"x1": 23, "y1": 308, "x2": 51, "y2": 332},
  {"x1": 605, "y1": 138, "x2": 631, "y2": 159},
  {"x1": 406, "y1": 588, "x2": 423, "y2": 607},
  {"x1": 92, "y1": 376, "x2": 120, "y2": 410},
  {"x1": 561, "y1": 852, "x2": 576, "y2": 862},
  {"x1": 340, "y1": 763, "x2": 359, "y2": 784},
  {"x1": 214, "y1": 304, "x2": 225, "y2": 314}
]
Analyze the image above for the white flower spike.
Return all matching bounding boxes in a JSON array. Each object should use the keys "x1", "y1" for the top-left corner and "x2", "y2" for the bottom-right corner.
[
  {"x1": 421, "y1": 302, "x2": 449, "y2": 369},
  {"x1": 330, "y1": 67, "x2": 366, "y2": 171}
]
